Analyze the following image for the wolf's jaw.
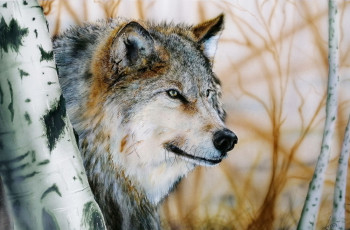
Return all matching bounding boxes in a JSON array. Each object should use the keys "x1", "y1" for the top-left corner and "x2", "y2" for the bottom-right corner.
[{"x1": 165, "y1": 144, "x2": 222, "y2": 166}]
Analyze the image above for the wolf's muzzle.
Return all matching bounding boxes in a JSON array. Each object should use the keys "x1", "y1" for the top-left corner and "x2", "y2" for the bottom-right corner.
[
  {"x1": 213, "y1": 128, "x2": 238, "y2": 155},
  {"x1": 165, "y1": 144, "x2": 222, "y2": 165}
]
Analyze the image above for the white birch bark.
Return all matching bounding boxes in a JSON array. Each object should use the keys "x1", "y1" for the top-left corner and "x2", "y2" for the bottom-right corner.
[
  {"x1": 330, "y1": 116, "x2": 350, "y2": 230},
  {"x1": 297, "y1": 0, "x2": 339, "y2": 229},
  {"x1": 0, "y1": 1, "x2": 106, "y2": 229}
]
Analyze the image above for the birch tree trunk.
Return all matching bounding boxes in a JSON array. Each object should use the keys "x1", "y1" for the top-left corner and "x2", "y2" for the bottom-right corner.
[
  {"x1": 330, "y1": 116, "x2": 350, "y2": 230},
  {"x1": 297, "y1": 0, "x2": 339, "y2": 229},
  {"x1": 0, "y1": 1, "x2": 106, "y2": 229}
]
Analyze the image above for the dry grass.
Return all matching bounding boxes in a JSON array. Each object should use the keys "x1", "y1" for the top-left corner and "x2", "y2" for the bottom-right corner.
[{"x1": 40, "y1": 0, "x2": 350, "y2": 229}]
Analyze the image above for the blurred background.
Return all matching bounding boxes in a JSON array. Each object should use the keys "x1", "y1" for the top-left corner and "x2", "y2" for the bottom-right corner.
[{"x1": 40, "y1": 0, "x2": 350, "y2": 229}]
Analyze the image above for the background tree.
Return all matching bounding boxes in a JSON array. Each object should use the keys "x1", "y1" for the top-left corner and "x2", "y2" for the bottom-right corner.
[{"x1": 298, "y1": 1, "x2": 349, "y2": 229}]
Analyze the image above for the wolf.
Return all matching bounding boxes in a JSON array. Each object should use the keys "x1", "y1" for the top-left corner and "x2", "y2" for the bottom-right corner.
[{"x1": 53, "y1": 14, "x2": 237, "y2": 229}]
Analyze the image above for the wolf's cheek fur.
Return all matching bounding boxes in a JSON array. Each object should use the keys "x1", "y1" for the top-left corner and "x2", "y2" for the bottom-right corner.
[
  {"x1": 104, "y1": 95, "x2": 226, "y2": 203},
  {"x1": 106, "y1": 98, "x2": 194, "y2": 204}
]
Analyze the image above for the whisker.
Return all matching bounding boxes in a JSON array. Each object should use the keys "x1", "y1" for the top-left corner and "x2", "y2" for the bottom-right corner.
[{"x1": 125, "y1": 140, "x2": 143, "y2": 156}]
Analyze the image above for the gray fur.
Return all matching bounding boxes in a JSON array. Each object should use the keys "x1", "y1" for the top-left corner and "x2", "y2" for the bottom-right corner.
[{"x1": 53, "y1": 16, "x2": 232, "y2": 230}]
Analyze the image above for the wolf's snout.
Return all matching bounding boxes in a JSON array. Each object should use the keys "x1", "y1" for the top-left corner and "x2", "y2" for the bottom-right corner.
[{"x1": 213, "y1": 129, "x2": 238, "y2": 154}]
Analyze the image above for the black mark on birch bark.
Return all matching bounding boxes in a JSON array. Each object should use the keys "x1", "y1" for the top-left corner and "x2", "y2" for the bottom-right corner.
[
  {"x1": 82, "y1": 201, "x2": 105, "y2": 230},
  {"x1": 0, "y1": 17, "x2": 28, "y2": 54},
  {"x1": 7, "y1": 80, "x2": 14, "y2": 122},
  {"x1": 24, "y1": 112, "x2": 31, "y2": 125},
  {"x1": 37, "y1": 159, "x2": 50, "y2": 166},
  {"x1": 0, "y1": 83, "x2": 3, "y2": 104},
  {"x1": 5, "y1": 171, "x2": 39, "y2": 185},
  {"x1": 43, "y1": 95, "x2": 67, "y2": 151},
  {"x1": 0, "y1": 151, "x2": 30, "y2": 165},
  {"x1": 41, "y1": 184, "x2": 62, "y2": 201},
  {"x1": 18, "y1": 68, "x2": 29, "y2": 79},
  {"x1": 31, "y1": 150, "x2": 36, "y2": 163},
  {"x1": 38, "y1": 45, "x2": 54, "y2": 62}
]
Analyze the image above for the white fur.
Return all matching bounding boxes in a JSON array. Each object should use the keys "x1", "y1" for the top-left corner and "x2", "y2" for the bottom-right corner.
[
  {"x1": 203, "y1": 35, "x2": 220, "y2": 59},
  {"x1": 107, "y1": 95, "x2": 226, "y2": 204}
]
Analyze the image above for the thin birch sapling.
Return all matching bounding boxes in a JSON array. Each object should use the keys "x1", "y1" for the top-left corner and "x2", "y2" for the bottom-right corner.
[
  {"x1": 297, "y1": 0, "x2": 340, "y2": 229},
  {"x1": 330, "y1": 116, "x2": 350, "y2": 229}
]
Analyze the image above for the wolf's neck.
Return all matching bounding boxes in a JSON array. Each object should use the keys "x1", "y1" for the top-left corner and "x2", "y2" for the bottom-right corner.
[{"x1": 82, "y1": 145, "x2": 161, "y2": 230}]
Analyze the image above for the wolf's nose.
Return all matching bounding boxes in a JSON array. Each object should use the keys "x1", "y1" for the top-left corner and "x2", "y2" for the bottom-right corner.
[{"x1": 213, "y1": 129, "x2": 238, "y2": 154}]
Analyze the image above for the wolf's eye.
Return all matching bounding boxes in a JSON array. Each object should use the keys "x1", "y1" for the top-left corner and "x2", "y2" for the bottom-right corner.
[
  {"x1": 167, "y1": 89, "x2": 179, "y2": 99},
  {"x1": 166, "y1": 89, "x2": 188, "y2": 103}
]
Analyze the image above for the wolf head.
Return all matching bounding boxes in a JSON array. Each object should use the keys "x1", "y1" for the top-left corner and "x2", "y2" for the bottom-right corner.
[{"x1": 55, "y1": 14, "x2": 237, "y2": 205}]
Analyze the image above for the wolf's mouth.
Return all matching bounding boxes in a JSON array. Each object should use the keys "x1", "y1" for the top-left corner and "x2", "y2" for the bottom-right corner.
[{"x1": 165, "y1": 144, "x2": 222, "y2": 165}]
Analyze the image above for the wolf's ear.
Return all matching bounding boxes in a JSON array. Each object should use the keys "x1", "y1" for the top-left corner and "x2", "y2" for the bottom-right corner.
[
  {"x1": 111, "y1": 21, "x2": 155, "y2": 70},
  {"x1": 192, "y1": 14, "x2": 224, "y2": 60}
]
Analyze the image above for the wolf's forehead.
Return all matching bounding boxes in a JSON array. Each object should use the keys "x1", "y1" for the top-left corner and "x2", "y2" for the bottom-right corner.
[{"x1": 159, "y1": 34, "x2": 215, "y2": 88}]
